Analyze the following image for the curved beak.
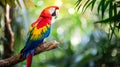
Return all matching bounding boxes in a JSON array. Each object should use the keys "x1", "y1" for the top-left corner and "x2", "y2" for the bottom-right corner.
[{"x1": 52, "y1": 10, "x2": 59, "y2": 19}]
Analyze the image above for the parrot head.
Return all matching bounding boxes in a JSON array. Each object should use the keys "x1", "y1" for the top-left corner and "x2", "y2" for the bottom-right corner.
[{"x1": 40, "y1": 6, "x2": 59, "y2": 18}]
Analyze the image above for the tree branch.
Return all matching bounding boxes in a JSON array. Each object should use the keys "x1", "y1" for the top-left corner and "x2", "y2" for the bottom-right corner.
[{"x1": 0, "y1": 41, "x2": 59, "y2": 67}]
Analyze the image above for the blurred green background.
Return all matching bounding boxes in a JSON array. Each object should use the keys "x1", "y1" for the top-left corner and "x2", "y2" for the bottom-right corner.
[{"x1": 0, "y1": 0, "x2": 120, "y2": 67}]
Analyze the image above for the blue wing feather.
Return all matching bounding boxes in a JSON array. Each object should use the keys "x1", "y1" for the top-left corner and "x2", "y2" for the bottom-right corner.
[{"x1": 21, "y1": 26, "x2": 51, "y2": 55}]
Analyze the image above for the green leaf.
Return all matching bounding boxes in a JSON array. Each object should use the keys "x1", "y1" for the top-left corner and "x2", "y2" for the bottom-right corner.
[
  {"x1": 23, "y1": 0, "x2": 28, "y2": 8},
  {"x1": 82, "y1": 0, "x2": 90, "y2": 13},
  {"x1": 114, "y1": 3, "x2": 117, "y2": 22},
  {"x1": 82, "y1": 1, "x2": 92, "y2": 13},
  {"x1": 6, "y1": 0, "x2": 11, "y2": 6},
  {"x1": 75, "y1": 0, "x2": 82, "y2": 8},
  {"x1": 77, "y1": 4, "x2": 81, "y2": 11},
  {"x1": 98, "y1": 0, "x2": 103, "y2": 14},
  {"x1": 11, "y1": 0, "x2": 16, "y2": 8},
  {"x1": 91, "y1": 0, "x2": 96, "y2": 10},
  {"x1": 6, "y1": 0, "x2": 16, "y2": 8},
  {"x1": 0, "y1": 0, "x2": 6, "y2": 6},
  {"x1": 82, "y1": 0, "x2": 90, "y2": 9},
  {"x1": 101, "y1": 1, "x2": 110, "y2": 18},
  {"x1": 75, "y1": 0, "x2": 82, "y2": 11},
  {"x1": 95, "y1": 13, "x2": 120, "y2": 23},
  {"x1": 109, "y1": 0, "x2": 113, "y2": 21},
  {"x1": 116, "y1": 1, "x2": 120, "y2": 7},
  {"x1": 16, "y1": 0, "x2": 22, "y2": 9},
  {"x1": 101, "y1": 0, "x2": 105, "y2": 19},
  {"x1": 116, "y1": 1, "x2": 120, "y2": 5}
]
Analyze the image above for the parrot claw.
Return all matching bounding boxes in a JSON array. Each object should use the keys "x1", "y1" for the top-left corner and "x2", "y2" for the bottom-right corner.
[
  {"x1": 43, "y1": 44, "x2": 46, "y2": 47},
  {"x1": 42, "y1": 41, "x2": 47, "y2": 47},
  {"x1": 42, "y1": 41, "x2": 47, "y2": 44}
]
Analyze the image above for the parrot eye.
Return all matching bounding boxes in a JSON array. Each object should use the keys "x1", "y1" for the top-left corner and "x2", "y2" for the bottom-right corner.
[{"x1": 49, "y1": 8, "x2": 55, "y2": 15}]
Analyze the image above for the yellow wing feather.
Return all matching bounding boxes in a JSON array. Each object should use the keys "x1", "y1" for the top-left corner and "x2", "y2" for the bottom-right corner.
[{"x1": 30, "y1": 24, "x2": 50, "y2": 40}]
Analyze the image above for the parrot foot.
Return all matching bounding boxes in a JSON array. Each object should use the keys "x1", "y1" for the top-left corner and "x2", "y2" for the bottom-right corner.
[
  {"x1": 42, "y1": 41, "x2": 47, "y2": 47},
  {"x1": 42, "y1": 41, "x2": 47, "y2": 44}
]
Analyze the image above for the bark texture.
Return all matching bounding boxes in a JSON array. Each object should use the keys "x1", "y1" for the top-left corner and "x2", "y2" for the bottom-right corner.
[{"x1": 3, "y1": 4, "x2": 14, "y2": 59}]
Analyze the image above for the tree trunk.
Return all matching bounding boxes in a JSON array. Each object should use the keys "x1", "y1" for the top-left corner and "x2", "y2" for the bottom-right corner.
[{"x1": 3, "y1": 4, "x2": 14, "y2": 61}]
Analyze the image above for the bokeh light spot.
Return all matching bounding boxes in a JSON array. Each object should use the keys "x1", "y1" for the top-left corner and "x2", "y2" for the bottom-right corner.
[
  {"x1": 55, "y1": 0, "x2": 63, "y2": 7},
  {"x1": 68, "y1": 8, "x2": 75, "y2": 14}
]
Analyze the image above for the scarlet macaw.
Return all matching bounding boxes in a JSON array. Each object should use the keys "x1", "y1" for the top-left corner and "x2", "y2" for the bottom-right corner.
[{"x1": 20, "y1": 6, "x2": 59, "y2": 67}]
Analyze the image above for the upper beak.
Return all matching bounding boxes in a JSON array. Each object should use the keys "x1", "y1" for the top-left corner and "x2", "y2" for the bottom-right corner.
[{"x1": 52, "y1": 10, "x2": 59, "y2": 19}]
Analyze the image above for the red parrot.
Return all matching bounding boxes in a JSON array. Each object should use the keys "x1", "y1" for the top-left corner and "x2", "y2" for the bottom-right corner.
[{"x1": 20, "y1": 6, "x2": 59, "y2": 67}]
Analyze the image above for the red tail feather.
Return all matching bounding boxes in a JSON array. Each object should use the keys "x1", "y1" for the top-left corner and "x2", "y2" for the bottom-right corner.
[{"x1": 26, "y1": 54, "x2": 33, "y2": 67}]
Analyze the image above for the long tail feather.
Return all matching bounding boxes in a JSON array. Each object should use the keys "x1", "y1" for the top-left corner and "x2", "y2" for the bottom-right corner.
[{"x1": 26, "y1": 54, "x2": 33, "y2": 67}]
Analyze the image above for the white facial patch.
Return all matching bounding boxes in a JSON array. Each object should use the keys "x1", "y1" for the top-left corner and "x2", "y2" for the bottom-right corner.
[
  {"x1": 49, "y1": 8, "x2": 55, "y2": 14},
  {"x1": 55, "y1": 10, "x2": 59, "y2": 16}
]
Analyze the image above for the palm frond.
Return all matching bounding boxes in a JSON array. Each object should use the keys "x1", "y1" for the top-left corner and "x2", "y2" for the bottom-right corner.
[{"x1": 75, "y1": 0, "x2": 120, "y2": 40}]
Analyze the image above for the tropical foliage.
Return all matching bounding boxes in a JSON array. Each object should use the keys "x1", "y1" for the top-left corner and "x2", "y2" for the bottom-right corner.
[
  {"x1": 76, "y1": 0, "x2": 120, "y2": 40},
  {"x1": 75, "y1": 0, "x2": 120, "y2": 66}
]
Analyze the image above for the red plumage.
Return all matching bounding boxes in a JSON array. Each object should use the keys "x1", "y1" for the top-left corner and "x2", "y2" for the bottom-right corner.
[{"x1": 26, "y1": 54, "x2": 33, "y2": 67}]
